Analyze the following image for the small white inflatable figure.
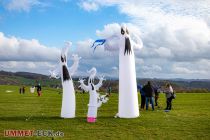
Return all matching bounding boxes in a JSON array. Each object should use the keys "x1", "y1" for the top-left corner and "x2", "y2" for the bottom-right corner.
[
  {"x1": 30, "y1": 86, "x2": 35, "y2": 93},
  {"x1": 50, "y1": 41, "x2": 81, "y2": 118},
  {"x1": 92, "y1": 24, "x2": 143, "y2": 118},
  {"x1": 78, "y1": 67, "x2": 109, "y2": 123}
]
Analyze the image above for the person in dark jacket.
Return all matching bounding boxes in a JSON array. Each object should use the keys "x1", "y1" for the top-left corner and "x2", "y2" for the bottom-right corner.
[
  {"x1": 154, "y1": 86, "x2": 161, "y2": 106},
  {"x1": 137, "y1": 84, "x2": 145, "y2": 110},
  {"x1": 36, "y1": 83, "x2": 42, "y2": 97},
  {"x1": 142, "y1": 81, "x2": 154, "y2": 111}
]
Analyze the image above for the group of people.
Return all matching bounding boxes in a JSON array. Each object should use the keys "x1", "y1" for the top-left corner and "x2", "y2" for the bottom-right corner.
[
  {"x1": 19, "y1": 83, "x2": 42, "y2": 97},
  {"x1": 19, "y1": 86, "x2": 25, "y2": 94},
  {"x1": 138, "y1": 81, "x2": 175, "y2": 111}
]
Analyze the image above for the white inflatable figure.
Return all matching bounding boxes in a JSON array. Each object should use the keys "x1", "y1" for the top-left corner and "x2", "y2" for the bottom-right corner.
[
  {"x1": 78, "y1": 67, "x2": 109, "y2": 123},
  {"x1": 91, "y1": 24, "x2": 143, "y2": 118},
  {"x1": 50, "y1": 42, "x2": 81, "y2": 118},
  {"x1": 30, "y1": 86, "x2": 35, "y2": 93}
]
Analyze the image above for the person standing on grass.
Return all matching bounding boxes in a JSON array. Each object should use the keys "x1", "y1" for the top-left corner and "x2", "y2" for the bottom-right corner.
[
  {"x1": 36, "y1": 83, "x2": 42, "y2": 97},
  {"x1": 22, "y1": 86, "x2": 25, "y2": 94},
  {"x1": 154, "y1": 86, "x2": 161, "y2": 106},
  {"x1": 19, "y1": 86, "x2": 22, "y2": 94},
  {"x1": 108, "y1": 86, "x2": 112, "y2": 96},
  {"x1": 164, "y1": 83, "x2": 174, "y2": 110},
  {"x1": 137, "y1": 84, "x2": 146, "y2": 110},
  {"x1": 142, "y1": 81, "x2": 154, "y2": 111}
]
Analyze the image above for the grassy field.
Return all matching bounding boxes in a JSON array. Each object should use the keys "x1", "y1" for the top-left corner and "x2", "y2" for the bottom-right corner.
[{"x1": 0, "y1": 85, "x2": 210, "y2": 140}]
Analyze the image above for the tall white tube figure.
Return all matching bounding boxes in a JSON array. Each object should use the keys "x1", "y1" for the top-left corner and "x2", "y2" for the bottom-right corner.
[
  {"x1": 91, "y1": 24, "x2": 143, "y2": 118},
  {"x1": 78, "y1": 67, "x2": 109, "y2": 122},
  {"x1": 50, "y1": 42, "x2": 80, "y2": 118}
]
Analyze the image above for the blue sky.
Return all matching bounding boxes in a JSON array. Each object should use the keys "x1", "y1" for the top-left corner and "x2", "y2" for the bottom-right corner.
[
  {"x1": 0, "y1": 0, "x2": 210, "y2": 79},
  {"x1": 0, "y1": 1, "x2": 127, "y2": 47}
]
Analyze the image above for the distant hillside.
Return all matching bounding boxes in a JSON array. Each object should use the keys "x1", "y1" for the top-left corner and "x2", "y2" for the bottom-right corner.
[
  {"x1": 137, "y1": 78, "x2": 210, "y2": 93},
  {"x1": 0, "y1": 71, "x2": 60, "y2": 87},
  {"x1": 0, "y1": 71, "x2": 210, "y2": 93}
]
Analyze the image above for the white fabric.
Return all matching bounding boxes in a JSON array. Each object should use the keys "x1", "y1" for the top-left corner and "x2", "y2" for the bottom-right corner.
[
  {"x1": 61, "y1": 81, "x2": 75, "y2": 118},
  {"x1": 118, "y1": 36, "x2": 139, "y2": 118},
  {"x1": 79, "y1": 68, "x2": 107, "y2": 118},
  {"x1": 30, "y1": 87, "x2": 35, "y2": 93},
  {"x1": 100, "y1": 25, "x2": 142, "y2": 118},
  {"x1": 49, "y1": 42, "x2": 80, "y2": 118}
]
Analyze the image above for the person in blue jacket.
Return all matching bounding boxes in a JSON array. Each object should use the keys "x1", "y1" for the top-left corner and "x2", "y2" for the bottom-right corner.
[
  {"x1": 137, "y1": 84, "x2": 146, "y2": 110},
  {"x1": 142, "y1": 81, "x2": 154, "y2": 111}
]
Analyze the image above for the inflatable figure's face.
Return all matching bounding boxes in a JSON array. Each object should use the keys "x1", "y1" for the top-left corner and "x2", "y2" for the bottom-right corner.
[
  {"x1": 88, "y1": 67, "x2": 97, "y2": 78},
  {"x1": 121, "y1": 25, "x2": 132, "y2": 55},
  {"x1": 61, "y1": 55, "x2": 67, "y2": 65},
  {"x1": 121, "y1": 25, "x2": 129, "y2": 37}
]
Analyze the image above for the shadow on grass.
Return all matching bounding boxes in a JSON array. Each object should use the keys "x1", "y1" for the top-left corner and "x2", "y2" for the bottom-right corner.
[
  {"x1": 0, "y1": 115, "x2": 119, "y2": 122},
  {"x1": 0, "y1": 116, "x2": 61, "y2": 121}
]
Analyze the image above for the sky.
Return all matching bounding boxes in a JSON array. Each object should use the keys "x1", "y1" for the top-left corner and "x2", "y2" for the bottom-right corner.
[{"x1": 0, "y1": 0, "x2": 210, "y2": 79}]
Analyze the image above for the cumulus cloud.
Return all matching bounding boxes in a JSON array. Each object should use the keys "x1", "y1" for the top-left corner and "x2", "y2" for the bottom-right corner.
[
  {"x1": 1, "y1": 0, "x2": 48, "y2": 12},
  {"x1": 79, "y1": 0, "x2": 210, "y2": 62},
  {"x1": 79, "y1": 0, "x2": 210, "y2": 79},
  {"x1": 0, "y1": 32, "x2": 60, "y2": 62},
  {"x1": 79, "y1": 1, "x2": 99, "y2": 11},
  {"x1": 0, "y1": 61, "x2": 56, "y2": 74},
  {"x1": 72, "y1": 38, "x2": 119, "y2": 77},
  {"x1": 0, "y1": 32, "x2": 61, "y2": 75}
]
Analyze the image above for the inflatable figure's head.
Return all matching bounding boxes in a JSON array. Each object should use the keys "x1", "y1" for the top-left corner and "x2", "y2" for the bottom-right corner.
[
  {"x1": 88, "y1": 67, "x2": 97, "y2": 79},
  {"x1": 61, "y1": 41, "x2": 72, "y2": 65},
  {"x1": 120, "y1": 24, "x2": 132, "y2": 55},
  {"x1": 121, "y1": 24, "x2": 129, "y2": 37}
]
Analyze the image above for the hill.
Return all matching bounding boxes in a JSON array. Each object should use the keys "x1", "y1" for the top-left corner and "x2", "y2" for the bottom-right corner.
[
  {"x1": 0, "y1": 71, "x2": 210, "y2": 92},
  {"x1": 0, "y1": 70, "x2": 60, "y2": 87}
]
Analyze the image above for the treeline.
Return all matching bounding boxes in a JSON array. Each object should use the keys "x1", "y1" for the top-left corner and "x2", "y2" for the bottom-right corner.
[{"x1": 0, "y1": 71, "x2": 210, "y2": 93}]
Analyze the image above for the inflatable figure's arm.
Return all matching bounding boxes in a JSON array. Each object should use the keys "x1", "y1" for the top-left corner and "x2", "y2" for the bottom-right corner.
[
  {"x1": 91, "y1": 35, "x2": 120, "y2": 52},
  {"x1": 97, "y1": 94, "x2": 109, "y2": 108},
  {"x1": 78, "y1": 79, "x2": 89, "y2": 92},
  {"x1": 95, "y1": 76, "x2": 105, "y2": 91},
  {"x1": 131, "y1": 33, "x2": 143, "y2": 50},
  {"x1": 69, "y1": 54, "x2": 81, "y2": 75},
  {"x1": 62, "y1": 41, "x2": 71, "y2": 56},
  {"x1": 104, "y1": 35, "x2": 120, "y2": 51},
  {"x1": 49, "y1": 67, "x2": 60, "y2": 79}
]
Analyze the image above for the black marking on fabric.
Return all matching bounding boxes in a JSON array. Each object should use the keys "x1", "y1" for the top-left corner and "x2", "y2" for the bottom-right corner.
[
  {"x1": 126, "y1": 28, "x2": 129, "y2": 34},
  {"x1": 64, "y1": 56, "x2": 66, "y2": 62},
  {"x1": 62, "y1": 65, "x2": 71, "y2": 81},
  {"x1": 121, "y1": 27, "x2": 125, "y2": 35},
  {"x1": 91, "y1": 84, "x2": 94, "y2": 90},
  {"x1": 124, "y1": 37, "x2": 132, "y2": 55},
  {"x1": 61, "y1": 56, "x2": 64, "y2": 62}
]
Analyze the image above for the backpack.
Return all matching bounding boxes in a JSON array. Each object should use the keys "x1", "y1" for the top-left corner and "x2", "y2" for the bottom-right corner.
[{"x1": 171, "y1": 92, "x2": 176, "y2": 99}]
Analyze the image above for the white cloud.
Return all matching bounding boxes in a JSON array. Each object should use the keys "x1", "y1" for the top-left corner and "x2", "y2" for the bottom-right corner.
[
  {"x1": 0, "y1": 61, "x2": 56, "y2": 74},
  {"x1": 4, "y1": 0, "x2": 48, "y2": 12},
  {"x1": 111, "y1": 66, "x2": 118, "y2": 71},
  {"x1": 0, "y1": 32, "x2": 60, "y2": 62},
  {"x1": 142, "y1": 65, "x2": 162, "y2": 72},
  {"x1": 0, "y1": 32, "x2": 61, "y2": 75},
  {"x1": 78, "y1": 0, "x2": 210, "y2": 79},
  {"x1": 79, "y1": 1, "x2": 99, "y2": 11},
  {"x1": 72, "y1": 38, "x2": 119, "y2": 77},
  {"x1": 172, "y1": 60, "x2": 210, "y2": 75},
  {"x1": 6, "y1": 0, "x2": 38, "y2": 12}
]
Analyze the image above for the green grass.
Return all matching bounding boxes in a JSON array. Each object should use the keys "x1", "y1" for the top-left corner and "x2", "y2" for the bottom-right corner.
[{"x1": 0, "y1": 85, "x2": 210, "y2": 140}]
